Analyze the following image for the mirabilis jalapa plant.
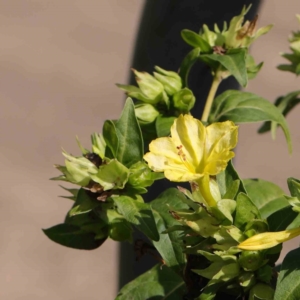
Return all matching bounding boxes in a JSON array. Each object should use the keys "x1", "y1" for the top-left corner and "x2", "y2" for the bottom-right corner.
[{"x1": 44, "y1": 6, "x2": 300, "y2": 300}]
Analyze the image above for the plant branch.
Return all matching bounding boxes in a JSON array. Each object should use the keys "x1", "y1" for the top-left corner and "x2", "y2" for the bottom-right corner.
[{"x1": 201, "y1": 72, "x2": 222, "y2": 123}]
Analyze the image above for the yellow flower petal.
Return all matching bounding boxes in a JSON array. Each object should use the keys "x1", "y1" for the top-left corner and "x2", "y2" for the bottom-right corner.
[
  {"x1": 203, "y1": 121, "x2": 238, "y2": 175},
  {"x1": 238, "y1": 227, "x2": 300, "y2": 250},
  {"x1": 171, "y1": 115, "x2": 205, "y2": 168},
  {"x1": 143, "y1": 115, "x2": 238, "y2": 182}
]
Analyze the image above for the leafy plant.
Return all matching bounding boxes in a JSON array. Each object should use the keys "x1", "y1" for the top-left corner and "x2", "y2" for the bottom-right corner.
[{"x1": 44, "y1": 6, "x2": 300, "y2": 300}]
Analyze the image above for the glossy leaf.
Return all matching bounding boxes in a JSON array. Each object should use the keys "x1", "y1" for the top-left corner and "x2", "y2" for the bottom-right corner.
[
  {"x1": 115, "y1": 98, "x2": 144, "y2": 167},
  {"x1": 234, "y1": 193, "x2": 260, "y2": 229},
  {"x1": 244, "y1": 179, "x2": 289, "y2": 219},
  {"x1": 209, "y1": 90, "x2": 292, "y2": 152},
  {"x1": 217, "y1": 160, "x2": 246, "y2": 199},
  {"x1": 200, "y1": 48, "x2": 248, "y2": 87},
  {"x1": 259, "y1": 90, "x2": 300, "y2": 134},
  {"x1": 155, "y1": 115, "x2": 176, "y2": 137},
  {"x1": 151, "y1": 188, "x2": 189, "y2": 274},
  {"x1": 116, "y1": 264, "x2": 185, "y2": 300},
  {"x1": 274, "y1": 248, "x2": 300, "y2": 300},
  {"x1": 112, "y1": 195, "x2": 159, "y2": 241},
  {"x1": 43, "y1": 223, "x2": 106, "y2": 250},
  {"x1": 179, "y1": 48, "x2": 200, "y2": 88}
]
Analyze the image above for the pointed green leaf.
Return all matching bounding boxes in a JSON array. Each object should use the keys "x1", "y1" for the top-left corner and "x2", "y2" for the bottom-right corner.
[
  {"x1": 267, "y1": 206, "x2": 298, "y2": 232},
  {"x1": 151, "y1": 188, "x2": 188, "y2": 274},
  {"x1": 234, "y1": 193, "x2": 260, "y2": 229},
  {"x1": 209, "y1": 90, "x2": 292, "y2": 152},
  {"x1": 116, "y1": 264, "x2": 185, "y2": 300},
  {"x1": 274, "y1": 248, "x2": 300, "y2": 300},
  {"x1": 244, "y1": 179, "x2": 289, "y2": 219},
  {"x1": 112, "y1": 195, "x2": 159, "y2": 241},
  {"x1": 179, "y1": 48, "x2": 200, "y2": 88},
  {"x1": 155, "y1": 115, "x2": 176, "y2": 137},
  {"x1": 43, "y1": 223, "x2": 106, "y2": 250},
  {"x1": 259, "y1": 91, "x2": 300, "y2": 134},
  {"x1": 200, "y1": 48, "x2": 248, "y2": 87},
  {"x1": 103, "y1": 120, "x2": 118, "y2": 158},
  {"x1": 181, "y1": 29, "x2": 211, "y2": 52},
  {"x1": 217, "y1": 160, "x2": 246, "y2": 199},
  {"x1": 114, "y1": 98, "x2": 143, "y2": 167}
]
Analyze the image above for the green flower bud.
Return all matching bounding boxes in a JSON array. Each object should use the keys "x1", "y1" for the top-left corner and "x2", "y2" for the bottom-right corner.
[
  {"x1": 153, "y1": 66, "x2": 182, "y2": 96},
  {"x1": 238, "y1": 250, "x2": 265, "y2": 271},
  {"x1": 223, "y1": 6, "x2": 273, "y2": 49},
  {"x1": 173, "y1": 88, "x2": 195, "y2": 113},
  {"x1": 135, "y1": 103, "x2": 159, "y2": 124},
  {"x1": 59, "y1": 150, "x2": 98, "y2": 186},
  {"x1": 127, "y1": 161, "x2": 156, "y2": 193},
  {"x1": 91, "y1": 133, "x2": 106, "y2": 158},
  {"x1": 133, "y1": 69, "x2": 164, "y2": 103}
]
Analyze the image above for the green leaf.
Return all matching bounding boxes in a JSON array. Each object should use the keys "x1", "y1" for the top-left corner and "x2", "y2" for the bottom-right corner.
[
  {"x1": 103, "y1": 120, "x2": 118, "y2": 158},
  {"x1": 216, "y1": 160, "x2": 246, "y2": 199},
  {"x1": 244, "y1": 179, "x2": 289, "y2": 219},
  {"x1": 259, "y1": 90, "x2": 300, "y2": 134},
  {"x1": 68, "y1": 188, "x2": 100, "y2": 216},
  {"x1": 209, "y1": 90, "x2": 292, "y2": 153},
  {"x1": 112, "y1": 195, "x2": 159, "y2": 241},
  {"x1": 156, "y1": 115, "x2": 176, "y2": 137},
  {"x1": 115, "y1": 98, "x2": 144, "y2": 167},
  {"x1": 181, "y1": 29, "x2": 211, "y2": 52},
  {"x1": 179, "y1": 48, "x2": 200, "y2": 88},
  {"x1": 200, "y1": 48, "x2": 248, "y2": 87},
  {"x1": 267, "y1": 206, "x2": 298, "y2": 232},
  {"x1": 151, "y1": 188, "x2": 188, "y2": 274},
  {"x1": 116, "y1": 264, "x2": 185, "y2": 300},
  {"x1": 274, "y1": 248, "x2": 300, "y2": 300},
  {"x1": 234, "y1": 193, "x2": 260, "y2": 229},
  {"x1": 43, "y1": 223, "x2": 106, "y2": 250},
  {"x1": 287, "y1": 177, "x2": 300, "y2": 199}
]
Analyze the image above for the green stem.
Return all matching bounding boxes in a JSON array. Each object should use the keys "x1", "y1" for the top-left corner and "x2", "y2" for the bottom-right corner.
[{"x1": 201, "y1": 73, "x2": 222, "y2": 123}]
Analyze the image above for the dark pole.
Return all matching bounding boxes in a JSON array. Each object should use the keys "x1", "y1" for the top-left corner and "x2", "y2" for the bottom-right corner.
[{"x1": 119, "y1": 0, "x2": 261, "y2": 289}]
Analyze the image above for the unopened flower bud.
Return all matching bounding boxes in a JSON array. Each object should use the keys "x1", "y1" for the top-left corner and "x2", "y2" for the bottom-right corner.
[
  {"x1": 133, "y1": 69, "x2": 164, "y2": 103},
  {"x1": 153, "y1": 66, "x2": 182, "y2": 96},
  {"x1": 238, "y1": 250, "x2": 265, "y2": 271},
  {"x1": 135, "y1": 103, "x2": 159, "y2": 124},
  {"x1": 173, "y1": 88, "x2": 196, "y2": 113},
  {"x1": 128, "y1": 161, "x2": 155, "y2": 192},
  {"x1": 59, "y1": 150, "x2": 98, "y2": 186}
]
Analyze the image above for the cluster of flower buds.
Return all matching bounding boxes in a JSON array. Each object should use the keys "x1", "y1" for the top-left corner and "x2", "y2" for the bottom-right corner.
[
  {"x1": 278, "y1": 15, "x2": 300, "y2": 75},
  {"x1": 53, "y1": 133, "x2": 157, "y2": 196},
  {"x1": 182, "y1": 5, "x2": 272, "y2": 53},
  {"x1": 117, "y1": 66, "x2": 195, "y2": 125}
]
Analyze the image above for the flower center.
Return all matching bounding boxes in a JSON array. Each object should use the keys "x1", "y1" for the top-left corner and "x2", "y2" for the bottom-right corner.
[{"x1": 176, "y1": 144, "x2": 195, "y2": 173}]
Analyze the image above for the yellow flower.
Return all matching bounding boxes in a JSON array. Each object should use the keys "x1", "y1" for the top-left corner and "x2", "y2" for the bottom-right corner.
[
  {"x1": 238, "y1": 227, "x2": 300, "y2": 251},
  {"x1": 143, "y1": 115, "x2": 238, "y2": 182}
]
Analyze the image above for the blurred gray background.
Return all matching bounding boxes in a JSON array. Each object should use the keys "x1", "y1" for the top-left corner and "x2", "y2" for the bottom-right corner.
[{"x1": 0, "y1": 1, "x2": 300, "y2": 299}]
